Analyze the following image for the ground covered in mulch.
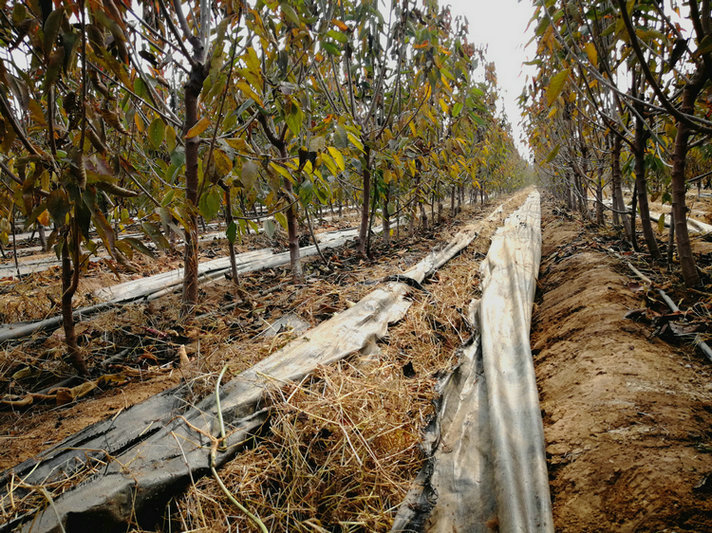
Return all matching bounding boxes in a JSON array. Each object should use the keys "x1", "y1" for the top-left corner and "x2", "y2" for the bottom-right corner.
[
  {"x1": 5, "y1": 190, "x2": 712, "y2": 532},
  {"x1": 0, "y1": 210, "x2": 361, "y2": 324},
  {"x1": 0, "y1": 193, "x2": 521, "y2": 485},
  {"x1": 533, "y1": 201, "x2": 712, "y2": 532}
]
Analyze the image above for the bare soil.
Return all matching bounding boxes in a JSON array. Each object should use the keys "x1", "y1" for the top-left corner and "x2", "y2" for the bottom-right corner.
[{"x1": 533, "y1": 202, "x2": 712, "y2": 532}]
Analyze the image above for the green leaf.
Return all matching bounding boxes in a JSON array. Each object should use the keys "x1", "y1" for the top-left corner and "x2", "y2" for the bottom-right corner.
[
  {"x1": 452, "y1": 102, "x2": 463, "y2": 118},
  {"x1": 170, "y1": 148, "x2": 185, "y2": 168},
  {"x1": 281, "y1": 3, "x2": 300, "y2": 26},
  {"x1": 161, "y1": 189, "x2": 175, "y2": 207},
  {"x1": 546, "y1": 69, "x2": 570, "y2": 106},
  {"x1": 697, "y1": 35, "x2": 712, "y2": 56},
  {"x1": 299, "y1": 179, "x2": 314, "y2": 203},
  {"x1": 326, "y1": 29, "x2": 348, "y2": 43},
  {"x1": 263, "y1": 218, "x2": 277, "y2": 238},
  {"x1": 123, "y1": 237, "x2": 156, "y2": 258},
  {"x1": 76, "y1": 198, "x2": 92, "y2": 239},
  {"x1": 148, "y1": 118, "x2": 165, "y2": 149},
  {"x1": 274, "y1": 212, "x2": 288, "y2": 231},
  {"x1": 309, "y1": 136, "x2": 326, "y2": 152},
  {"x1": 334, "y1": 125, "x2": 349, "y2": 148},
  {"x1": 199, "y1": 187, "x2": 222, "y2": 221},
  {"x1": 142, "y1": 221, "x2": 170, "y2": 250},
  {"x1": 134, "y1": 78, "x2": 148, "y2": 100},
  {"x1": 226, "y1": 221, "x2": 237, "y2": 244},
  {"x1": 322, "y1": 41, "x2": 340, "y2": 56},
  {"x1": 12, "y1": 3, "x2": 27, "y2": 26},
  {"x1": 658, "y1": 213, "x2": 666, "y2": 234},
  {"x1": 165, "y1": 126, "x2": 177, "y2": 152},
  {"x1": 285, "y1": 102, "x2": 303, "y2": 137},
  {"x1": 44, "y1": 8, "x2": 64, "y2": 54},
  {"x1": 241, "y1": 160, "x2": 259, "y2": 189},
  {"x1": 544, "y1": 144, "x2": 560, "y2": 163},
  {"x1": 47, "y1": 189, "x2": 69, "y2": 226}
]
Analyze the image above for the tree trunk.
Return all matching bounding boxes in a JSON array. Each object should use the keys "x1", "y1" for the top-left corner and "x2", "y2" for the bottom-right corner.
[
  {"x1": 383, "y1": 183, "x2": 391, "y2": 248},
  {"x1": 634, "y1": 112, "x2": 660, "y2": 258},
  {"x1": 221, "y1": 184, "x2": 240, "y2": 290},
  {"x1": 38, "y1": 225, "x2": 47, "y2": 252},
  {"x1": 565, "y1": 174, "x2": 573, "y2": 209},
  {"x1": 450, "y1": 186, "x2": 455, "y2": 214},
  {"x1": 61, "y1": 236, "x2": 88, "y2": 376},
  {"x1": 395, "y1": 195, "x2": 400, "y2": 241},
  {"x1": 667, "y1": 208, "x2": 675, "y2": 272},
  {"x1": 596, "y1": 168, "x2": 604, "y2": 226},
  {"x1": 672, "y1": 75, "x2": 705, "y2": 287},
  {"x1": 280, "y1": 147, "x2": 302, "y2": 281},
  {"x1": 611, "y1": 135, "x2": 632, "y2": 240},
  {"x1": 357, "y1": 144, "x2": 371, "y2": 257},
  {"x1": 181, "y1": 65, "x2": 207, "y2": 316}
]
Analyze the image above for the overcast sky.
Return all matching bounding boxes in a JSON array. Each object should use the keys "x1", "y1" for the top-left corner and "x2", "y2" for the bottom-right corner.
[{"x1": 446, "y1": 0, "x2": 537, "y2": 157}]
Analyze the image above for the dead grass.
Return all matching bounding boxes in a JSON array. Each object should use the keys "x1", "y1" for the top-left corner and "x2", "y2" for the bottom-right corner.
[
  {"x1": 0, "y1": 193, "x2": 526, "y2": 530},
  {"x1": 148, "y1": 199, "x2": 520, "y2": 533}
]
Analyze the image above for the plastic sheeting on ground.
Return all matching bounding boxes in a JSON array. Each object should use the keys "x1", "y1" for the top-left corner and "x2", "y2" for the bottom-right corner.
[
  {"x1": 647, "y1": 209, "x2": 712, "y2": 235},
  {"x1": 0, "y1": 200, "x2": 513, "y2": 533},
  {"x1": 392, "y1": 191, "x2": 553, "y2": 532},
  {"x1": 0, "y1": 225, "x2": 366, "y2": 342}
]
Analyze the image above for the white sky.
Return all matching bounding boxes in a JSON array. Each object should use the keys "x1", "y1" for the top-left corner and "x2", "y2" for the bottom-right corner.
[{"x1": 446, "y1": 0, "x2": 537, "y2": 158}]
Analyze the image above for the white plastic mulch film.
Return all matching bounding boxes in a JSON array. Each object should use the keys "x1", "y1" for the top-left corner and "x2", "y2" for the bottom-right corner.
[
  {"x1": 393, "y1": 191, "x2": 553, "y2": 532},
  {"x1": 3, "y1": 201, "x2": 509, "y2": 533}
]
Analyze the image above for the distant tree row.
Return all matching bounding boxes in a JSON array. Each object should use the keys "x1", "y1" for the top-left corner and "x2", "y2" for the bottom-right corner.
[
  {"x1": 523, "y1": 0, "x2": 712, "y2": 286},
  {"x1": 0, "y1": 0, "x2": 526, "y2": 374}
]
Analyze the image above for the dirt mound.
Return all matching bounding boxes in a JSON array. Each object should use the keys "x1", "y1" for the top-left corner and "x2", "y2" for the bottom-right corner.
[{"x1": 533, "y1": 204, "x2": 712, "y2": 532}]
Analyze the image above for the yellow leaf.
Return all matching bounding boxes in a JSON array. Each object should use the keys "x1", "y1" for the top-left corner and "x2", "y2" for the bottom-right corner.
[
  {"x1": 546, "y1": 69, "x2": 570, "y2": 106},
  {"x1": 37, "y1": 209, "x2": 50, "y2": 226},
  {"x1": 244, "y1": 46, "x2": 261, "y2": 75},
  {"x1": 584, "y1": 42, "x2": 598, "y2": 65},
  {"x1": 225, "y1": 137, "x2": 248, "y2": 151},
  {"x1": 134, "y1": 113, "x2": 144, "y2": 133},
  {"x1": 327, "y1": 146, "x2": 345, "y2": 171},
  {"x1": 270, "y1": 162, "x2": 295, "y2": 184},
  {"x1": 321, "y1": 152, "x2": 337, "y2": 175},
  {"x1": 347, "y1": 133, "x2": 364, "y2": 153},
  {"x1": 332, "y1": 19, "x2": 349, "y2": 32},
  {"x1": 185, "y1": 117, "x2": 210, "y2": 139},
  {"x1": 213, "y1": 149, "x2": 233, "y2": 175},
  {"x1": 438, "y1": 98, "x2": 448, "y2": 114},
  {"x1": 236, "y1": 80, "x2": 264, "y2": 107},
  {"x1": 28, "y1": 99, "x2": 47, "y2": 127}
]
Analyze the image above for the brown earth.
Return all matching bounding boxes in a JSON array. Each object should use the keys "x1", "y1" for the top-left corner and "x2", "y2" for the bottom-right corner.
[{"x1": 533, "y1": 202, "x2": 712, "y2": 532}]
